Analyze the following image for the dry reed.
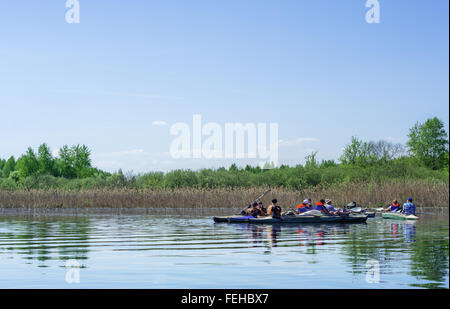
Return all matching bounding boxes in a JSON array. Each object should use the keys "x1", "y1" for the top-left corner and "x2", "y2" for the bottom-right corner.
[{"x1": 0, "y1": 181, "x2": 448, "y2": 211}]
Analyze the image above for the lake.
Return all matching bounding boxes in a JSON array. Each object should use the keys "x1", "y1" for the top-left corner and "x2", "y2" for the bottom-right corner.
[{"x1": 0, "y1": 211, "x2": 448, "y2": 289}]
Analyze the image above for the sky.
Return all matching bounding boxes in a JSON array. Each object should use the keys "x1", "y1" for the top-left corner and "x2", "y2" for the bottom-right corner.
[{"x1": 0, "y1": 0, "x2": 448, "y2": 173}]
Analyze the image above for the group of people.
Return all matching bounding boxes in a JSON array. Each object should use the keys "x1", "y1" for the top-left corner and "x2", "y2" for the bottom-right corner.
[
  {"x1": 383, "y1": 198, "x2": 416, "y2": 216},
  {"x1": 245, "y1": 198, "x2": 344, "y2": 219},
  {"x1": 296, "y1": 198, "x2": 347, "y2": 215},
  {"x1": 244, "y1": 199, "x2": 282, "y2": 218},
  {"x1": 243, "y1": 197, "x2": 417, "y2": 218}
]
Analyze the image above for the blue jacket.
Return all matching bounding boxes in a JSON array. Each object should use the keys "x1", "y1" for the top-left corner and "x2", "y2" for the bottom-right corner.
[
  {"x1": 315, "y1": 203, "x2": 325, "y2": 212},
  {"x1": 325, "y1": 205, "x2": 336, "y2": 212},
  {"x1": 403, "y1": 202, "x2": 416, "y2": 216},
  {"x1": 298, "y1": 206, "x2": 312, "y2": 214}
]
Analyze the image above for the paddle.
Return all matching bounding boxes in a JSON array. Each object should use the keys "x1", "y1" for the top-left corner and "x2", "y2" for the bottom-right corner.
[
  {"x1": 238, "y1": 189, "x2": 271, "y2": 215},
  {"x1": 251, "y1": 189, "x2": 271, "y2": 205}
]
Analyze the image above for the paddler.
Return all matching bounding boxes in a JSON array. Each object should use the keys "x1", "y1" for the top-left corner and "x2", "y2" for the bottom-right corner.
[
  {"x1": 297, "y1": 199, "x2": 312, "y2": 214},
  {"x1": 324, "y1": 199, "x2": 338, "y2": 215},
  {"x1": 246, "y1": 202, "x2": 259, "y2": 217},
  {"x1": 383, "y1": 200, "x2": 401, "y2": 212},
  {"x1": 267, "y1": 199, "x2": 282, "y2": 219},
  {"x1": 315, "y1": 199, "x2": 327, "y2": 213},
  {"x1": 250, "y1": 202, "x2": 266, "y2": 218},
  {"x1": 403, "y1": 197, "x2": 416, "y2": 216},
  {"x1": 257, "y1": 201, "x2": 267, "y2": 216}
]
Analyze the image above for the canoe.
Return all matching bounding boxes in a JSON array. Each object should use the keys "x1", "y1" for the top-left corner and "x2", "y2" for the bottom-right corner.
[
  {"x1": 227, "y1": 215, "x2": 255, "y2": 223},
  {"x1": 340, "y1": 214, "x2": 369, "y2": 223},
  {"x1": 224, "y1": 214, "x2": 368, "y2": 224},
  {"x1": 247, "y1": 215, "x2": 343, "y2": 224},
  {"x1": 382, "y1": 212, "x2": 419, "y2": 220},
  {"x1": 213, "y1": 215, "x2": 243, "y2": 223},
  {"x1": 365, "y1": 212, "x2": 376, "y2": 218}
]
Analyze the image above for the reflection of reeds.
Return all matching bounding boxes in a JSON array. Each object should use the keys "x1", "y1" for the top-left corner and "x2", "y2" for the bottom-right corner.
[{"x1": 0, "y1": 181, "x2": 448, "y2": 210}]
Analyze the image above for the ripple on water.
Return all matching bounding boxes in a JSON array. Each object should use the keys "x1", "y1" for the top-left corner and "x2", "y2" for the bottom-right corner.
[{"x1": 0, "y1": 214, "x2": 448, "y2": 288}]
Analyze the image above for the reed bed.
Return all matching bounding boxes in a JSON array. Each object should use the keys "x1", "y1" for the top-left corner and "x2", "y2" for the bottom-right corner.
[{"x1": 0, "y1": 180, "x2": 448, "y2": 211}]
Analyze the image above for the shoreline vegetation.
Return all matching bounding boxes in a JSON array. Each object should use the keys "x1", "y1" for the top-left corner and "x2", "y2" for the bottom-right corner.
[
  {"x1": 0, "y1": 181, "x2": 448, "y2": 210},
  {"x1": 0, "y1": 117, "x2": 448, "y2": 210}
]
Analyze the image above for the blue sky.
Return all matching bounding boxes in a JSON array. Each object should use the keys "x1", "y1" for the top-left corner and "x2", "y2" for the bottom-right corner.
[{"x1": 0, "y1": 0, "x2": 448, "y2": 172}]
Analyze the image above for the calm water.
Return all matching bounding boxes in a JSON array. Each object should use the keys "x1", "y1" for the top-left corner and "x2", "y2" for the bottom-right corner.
[{"x1": 0, "y1": 212, "x2": 448, "y2": 289}]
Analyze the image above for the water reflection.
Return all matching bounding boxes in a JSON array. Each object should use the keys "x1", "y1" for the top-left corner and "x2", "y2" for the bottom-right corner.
[
  {"x1": 0, "y1": 214, "x2": 448, "y2": 288},
  {"x1": 409, "y1": 220, "x2": 449, "y2": 289},
  {"x1": 0, "y1": 217, "x2": 91, "y2": 267},
  {"x1": 228, "y1": 217, "x2": 448, "y2": 288}
]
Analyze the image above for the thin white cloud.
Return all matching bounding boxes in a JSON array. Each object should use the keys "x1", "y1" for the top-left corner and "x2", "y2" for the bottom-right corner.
[
  {"x1": 152, "y1": 120, "x2": 168, "y2": 126},
  {"x1": 279, "y1": 137, "x2": 319, "y2": 147}
]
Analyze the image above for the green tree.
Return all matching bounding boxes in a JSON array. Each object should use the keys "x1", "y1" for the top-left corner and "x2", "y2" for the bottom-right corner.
[
  {"x1": 262, "y1": 162, "x2": 276, "y2": 170},
  {"x1": 57, "y1": 145, "x2": 76, "y2": 178},
  {"x1": 320, "y1": 160, "x2": 337, "y2": 168},
  {"x1": 444, "y1": 152, "x2": 449, "y2": 173},
  {"x1": 15, "y1": 147, "x2": 39, "y2": 179},
  {"x1": 73, "y1": 144, "x2": 93, "y2": 178},
  {"x1": 37, "y1": 143, "x2": 55, "y2": 175},
  {"x1": 407, "y1": 117, "x2": 449, "y2": 170},
  {"x1": 0, "y1": 159, "x2": 5, "y2": 177},
  {"x1": 229, "y1": 163, "x2": 238, "y2": 172},
  {"x1": 2, "y1": 156, "x2": 16, "y2": 178},
  {"x1": 9, "y1": 171, "x2": 20, "y2": 182},
  {"x1": 305, "y1": 151, "x2": 319, "y2": 168},
  {"x1": 340, "y1": 137, "x2": 370, "y2": 166}
]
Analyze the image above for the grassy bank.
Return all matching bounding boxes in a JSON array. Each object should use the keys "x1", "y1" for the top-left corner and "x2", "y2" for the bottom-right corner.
[{"x1": 0, "y1": 180, "x2": 448, "y2": 210}]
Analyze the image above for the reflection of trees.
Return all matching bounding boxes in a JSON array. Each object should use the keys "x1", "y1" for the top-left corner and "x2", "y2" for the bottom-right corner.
[
  {"x1": 340, "y1": 223, "x2": 397, "y2": 274},
  {"x1": 339, "y1": 218, "x2": 449, "y2": 288},
  {"x1": 56, "y1": 219, "x2": 91, "y2": 263},
  {"x1": 409, "y1": 221, "x2": 449, "y2": 289},
  {"x1": 0, "y1": 216, "x2": 91, "y2": 266}
]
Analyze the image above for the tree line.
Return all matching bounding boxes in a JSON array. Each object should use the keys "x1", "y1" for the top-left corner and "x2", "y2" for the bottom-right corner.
[
  {"x1": 0, "y1": 144, "x2": 109, "y2": 181},
  {"x1": 0, "y1": 117, "x2": 448, "y2": 190}
]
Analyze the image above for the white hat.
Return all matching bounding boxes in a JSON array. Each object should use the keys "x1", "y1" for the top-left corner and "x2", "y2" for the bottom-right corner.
[{"x1": 303, "y1": 199, "x2": 309, "y2": 204}]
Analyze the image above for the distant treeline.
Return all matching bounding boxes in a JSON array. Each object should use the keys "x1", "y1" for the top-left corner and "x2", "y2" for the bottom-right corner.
[{"x1": 0, "y1": 117, "x2": 448, "y2": 191}]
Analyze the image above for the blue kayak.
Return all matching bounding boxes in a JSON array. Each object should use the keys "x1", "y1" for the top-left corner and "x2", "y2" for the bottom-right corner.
[
  {"x1": 227, "y1": 215, "x2": 255, "y2": 223},
  {"x1": 225, "y1": 214, "x2": 368, "y2": 224}
]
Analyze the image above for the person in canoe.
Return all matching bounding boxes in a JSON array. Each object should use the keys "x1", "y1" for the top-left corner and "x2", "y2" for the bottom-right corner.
[
  {"x1": 324, "y1": 199, "x2": 338, "y2": 215},
  {"x1": 267, "y1": 199, "x2": 282, "y2": 219},
  {"x1": 257, "y1": 201, "x2": 267, "y2": 216},
  {"x1": 297, "y1": 199, "x2": 313, "y2": 214},
  {"x1": 403, "y1": 197, "x2": 416, "y2": 216},
  {"x1": 383, "y1": 200, "x2": 401, "y2": 212},
  {"x1": 246, "y1": 202, "x2": 259, "y2": 217},
  {"x1": 251, "y1": 202, "x2": 267, "y2": 218},
  {"x1": 315, "y1": 199, "x2": 329, "y2": 214},
  {"x1": 247, "y1": 201, "x2": 268, "y2": 218}
]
